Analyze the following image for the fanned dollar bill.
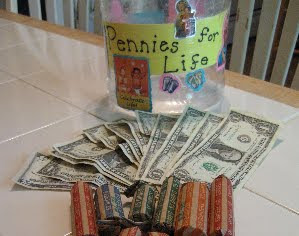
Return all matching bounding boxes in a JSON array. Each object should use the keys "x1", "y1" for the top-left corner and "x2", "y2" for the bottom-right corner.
[
  {"x1": 83, "y1": 124, "x2": 122, "y2": 150},
  {"x1": 36, "y1": 155, "x2": 126, "y2": 192},
  {"x1": 118, "y1": 143, "x2": 137, "y2": 165},
  {"x1": 105, "y1": 121, "x2": 143, "y2": 162},
  {"x1": 125, "y1": 120, "x2": 149, "y2": 153},
  {"x1": 84, "y1": 123, "x2": 137, "y2": 165},
  {"x1": 166, "y1": 113, "x2": 224, "y2": 173},
  {"x1": 142, "y1": 106, "x2": 208, "y2": 184},
  {"x1": 136, "y1": 110, "x2": 159, "y2": 136},
  {"x1": 136, "y1": 114, "x2": 178, "y2": 180},
  {"x1": 167, "y1": 110, "x2": 280, "y2": 190},
  {"x1": 53, "y1": 135, "x2": 112, "y2": 159},
  {"x1": 51, "y1": 150, "x2": 96, "y2": 167},
  {"x1": 53, "y1": 136, "x2": 137, "y2": 185},
  {"x1": 51, "y1": 150, "x2": 129, "y2": 186},
  {"x1": 13, "y1": 153, "x2": 72, "y2": 190}
]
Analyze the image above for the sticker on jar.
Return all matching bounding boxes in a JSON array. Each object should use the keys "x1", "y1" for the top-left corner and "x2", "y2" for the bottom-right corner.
[
  {"x1": 160, "y1": 74, "x2": 181, "y2": 94},
  {"x1": 114, "y1": 55, "x2": 152, "y2": 112},
  {"x1": 216, "y1": 13, "x2": 229, "y2": 71},
  {"x1": 175, "y1": 0, "x2": 196, "y2": 39},
  {"x1": 185, "y1": 69, "x2": 206, "y2": 91}
]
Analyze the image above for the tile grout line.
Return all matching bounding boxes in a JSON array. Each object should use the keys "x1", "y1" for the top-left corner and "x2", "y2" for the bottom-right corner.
[
  {"x1": 283, "y1": 112, "x2": 299, "y2": 124},
  {"x1": 0, "y1": 112, "x2": 84, "y2": 146},
  {"x1": 0, "y1": 68, "x2": 20, "y2": 85},
  {"x1": 0, "y1": 63, "x2": 106, "y2": 122},
  {"x1": 244, "y1": 187, "x2": 299, "y2": 216},
  {"x1": 0, "y1": 79, "x2": 17, "y2": 86},
  {"x1": 18, "y1": 77, "x2": 106, "y2": 121}
]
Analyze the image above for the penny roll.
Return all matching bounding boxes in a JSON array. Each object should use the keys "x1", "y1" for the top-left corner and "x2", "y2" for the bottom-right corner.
[
  {"x1": 94, "y1": 184, "x2": 125, "y2": 220},
  {"x1": 70, "y1": 181, "x2": 98, "y2": 236},
  {"x1": 119, "y1": 227, "x2": 145, "y2": 236},
  {"x1": 208, "y1": 175, "x2": 234, "y2": 236},
  {"x1": 147, "y1": 232, "x2": 169, "y2": 236},
  {"x1": 129, "y1": 183, "x2": 156, "y2": 222},
  {"x1": 153, "y1": 176, "x2": 181, "y2": 234},
  {"x1": 174, "y1": 182, "x2": 209, "y2": 236}
]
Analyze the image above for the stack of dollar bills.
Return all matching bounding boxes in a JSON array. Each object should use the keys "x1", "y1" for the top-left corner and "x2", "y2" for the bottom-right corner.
[{"x1": 13, "y1": 106, "x2": 280, "y2": 192}]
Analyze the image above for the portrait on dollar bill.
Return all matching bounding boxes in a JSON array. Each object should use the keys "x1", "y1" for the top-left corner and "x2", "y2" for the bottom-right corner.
[
  {"x1": 206, "y1": 142, "x2": 244, "y2": 164},
  {"x1": 102, "y1": 150, "x2": 131, "y2": 169}
]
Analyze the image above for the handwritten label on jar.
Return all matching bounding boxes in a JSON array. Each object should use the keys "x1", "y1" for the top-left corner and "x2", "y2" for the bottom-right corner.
[{"x1": 104, "y1": 10, "x2": 227, "y2": 75}]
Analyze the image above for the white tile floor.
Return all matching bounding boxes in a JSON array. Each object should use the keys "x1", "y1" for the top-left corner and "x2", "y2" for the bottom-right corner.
[
  {"x1": 0, "y1": 17, "x2": 13, "y2": 27},
  {"x1": 224, "y1": 86, "x2": 298, "y2": 122},
  {"x1": 235, "y1": 189, "x2": 299, "y2": 235},
  {"x1": 0, "y1": 70, "x2": 17, "y2": 85},
  {"x1": 0, "y1": 18, "x2": 298, "y2": 236},
  {"x1": 22, "y1": 58, "x2": 108, "y2": 111},
  {"x1": 0, "y1": 113, "x2": 102, "y2": 190},
  {"x1": 245, "y1": 116, "x2": 299, "y2": 214},
  {"x1": 0, "y1": 80, "x2": 81, "y2": 144}
]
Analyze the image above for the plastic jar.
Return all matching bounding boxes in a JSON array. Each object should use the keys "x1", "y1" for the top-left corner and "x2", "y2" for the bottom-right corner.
[{"x1": 100, "y1": 0, "x2": 231, "y2": 114}]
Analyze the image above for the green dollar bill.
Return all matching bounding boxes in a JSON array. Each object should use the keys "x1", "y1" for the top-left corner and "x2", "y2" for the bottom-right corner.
[
  {"x1": 168, "y1": 110, "x2": 280, "y2": 190},
  {"x1": 136, "y1": 114, "x2": 178, "y2": 180},
  {"x1": 143, "y1": 106, "x2": 208, "y2": 184},
  {"x1": 136, "y1": 110, "x2": 159, "y2": 136}
]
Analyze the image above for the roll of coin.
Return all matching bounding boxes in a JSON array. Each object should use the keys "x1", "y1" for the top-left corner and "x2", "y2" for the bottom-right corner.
[
  {"x1": 94, "y1": 184, "x2": 125, "y2": 220},
  {"x1": 119, "y1": 227, "x2": 144, "y2": 236},
  {"x1": 98, "y1": 227, "x2": 122, "y2": 236},
  {"x1": 208, "y1": 175, "x2": 234, "y2": 236},
  {"x1": 129, "y1": 183, "x2": 156, "y2": 222},
  {"x1": 147, "y1": 232, "x2": 169, "y2": 236},
  {"x1": 153, "y1": 176, "x2": 181, "y2": 234},
  {"x1": 174, "y1": 182, "x2": 209, "y2": 236},
  {"x1": 70, "y1": 181, "x2": 98, "y2": 236}
]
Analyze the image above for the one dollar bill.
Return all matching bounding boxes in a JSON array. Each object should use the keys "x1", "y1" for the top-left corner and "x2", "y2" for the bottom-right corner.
[
  {"x1": 142, "y1": 106, "x2": 207, "y2": 184},
  {"x1": 105, "y1": 121, "x2": 143, "y2": 163},
  {"x1": 83, "y1": 124, "x2": 122, "y2": 150},
  {"x1": 53, "y1": 136, "x2": 137, "y2": 185},
  {"x1": 84, "y1": 123, "x2": 137, "y2": 165},
  {"x1": 136, "y1": 110, "x2": 159, "y2": 136},
  {"x1": 124, "y1": 120, "x2": 149, "y2": 153},
  {"x1": 13, "y1": 153, "x2": 72, "y2": 190},
  {"x1": 167, "y1": 110, "x2": 280, "y2": 190},
  {"x1": 50, "y1": 150, "x2": 129, "y2": 186},
  {"x1": 36, "y1": 155, "x2": 126, "y2": 192},
  {"x1": 136, "y1": 114, "x2": 178, "y2": 180},
  {"x1": 118, "y1": 142, "x2": 137, "y2": 165},
  {"x1": 166, "y1": 113, "x2": 224, "y2": 172}
]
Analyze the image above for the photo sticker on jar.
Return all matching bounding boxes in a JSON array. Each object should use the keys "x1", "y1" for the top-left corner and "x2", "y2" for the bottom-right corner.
[
  {"x1": 160, "y1": 74, "x2": 181, "y2": 94},
  {"x1": 175, "y1": 0, "x2": 196, "y2": 39},
  {"x1": 113, "y1": 55, "x2": 152, "y2": 112},
  {"x1": 185, "y1": 69, "x2": 206, "y2": 91}
]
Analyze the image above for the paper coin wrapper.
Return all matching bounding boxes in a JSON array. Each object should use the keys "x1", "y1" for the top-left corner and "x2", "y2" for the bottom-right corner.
[
  {"x1": 174, "y1": 182, "x2": 209, "y2": 236},
  {"x1": 94, "y1": 184, "x2": 125, "y2": 220},
  {"x1": 119, "y1": 226, "x2": 144, "y2": 236},
  {"x1": 152, "y1": 176, "x2": 181, "y2": 234},
  {"x1": 68, "y1": 176, "x2": 234, "y2": 236},
  {"x1": 208, "y1": 175, "x2": 234, "y2": 236},
  {"x1": 129, "y1": 183, "x2": 157, "y2": 222},
  {"x1": 147, "y1": 232, "x2": 169, "y2": 236},
  {"x1": 94, "y1": 184, "x2": 124, "y2": 235},
  {"x1": 70, "y1": 181, "x2": 98, "y2": 236}
]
